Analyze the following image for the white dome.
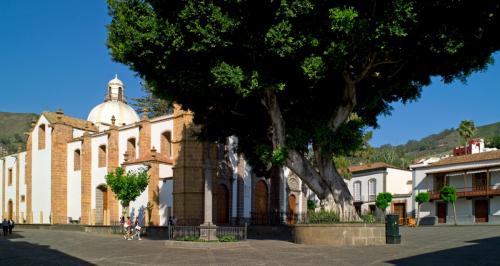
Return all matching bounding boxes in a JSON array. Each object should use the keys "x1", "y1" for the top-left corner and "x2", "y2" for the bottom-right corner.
[
  {"x1": 87, "y1": 75, "x2": 140, "y2": 126},
  {"x1": 87, "y1": 101, "x2": 140, "y2": 126}
]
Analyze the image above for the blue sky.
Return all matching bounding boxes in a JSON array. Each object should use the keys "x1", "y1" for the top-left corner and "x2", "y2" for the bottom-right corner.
[{"x1": 1, "y1": 1, "x2": 499, "y2": 147}]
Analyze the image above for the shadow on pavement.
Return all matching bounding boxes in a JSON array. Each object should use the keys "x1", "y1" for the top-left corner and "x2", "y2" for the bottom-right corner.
[
  {"x1": 0, "y1": 232, "x2": 93, "y2": 266},
  {"x1": 387, "y1": 236, "x2": 500, "y2": 265}
]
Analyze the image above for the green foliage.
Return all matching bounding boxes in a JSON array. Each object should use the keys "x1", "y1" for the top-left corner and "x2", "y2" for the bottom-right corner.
[
  {"x1": 0, "y1": 112, "x2": 38, "y2": 154},
  {"x1": 440, "y1": 186, "x2": 458, "y2": 203},
  {"x1": 105, "y1": 167, "x2": 149, "y2": 207},
  {"x1": 307, "y1": 210, "x2": 340, "y2": 224},
  {"x1": 486, "y1": 136, "x2": 500, "y2": 149},
  {"x1": 107, "y1": 0, "x2": 500, "y2": 199},
  {"x1": 334, "y1": 156, "x2": 352, "y2": 179},
  {"x1": 360, "y1": 213, "x2": 376, "y2": 223},
  {"x1": 218, "y1": 235, "x2": 237, "y2": 242},
  {"x1": 375, "y1": 192, "x2": 393, "y2": 211},
  {"x1": 458, "y1": 120, "x2": 476, "y2": 144},
  {"x1": 415, "y1": 192, "x2": 430, "y2": 204},
  {"x1": 131, "y1": 82, "x2": 172, "y2": 118},
  {"x1": 176, "y1": 235, "x2": 200, "y2": 241},
  {"x1": 307, "y1": 199, "x2": 317, "y2": 210}
]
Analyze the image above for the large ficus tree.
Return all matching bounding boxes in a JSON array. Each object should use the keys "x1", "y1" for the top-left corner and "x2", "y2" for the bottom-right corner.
[{"x1": 107, "y1": 0, "x2": 500, "y2": 213}]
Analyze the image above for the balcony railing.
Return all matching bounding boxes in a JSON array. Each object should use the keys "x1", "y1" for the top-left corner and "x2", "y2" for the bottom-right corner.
[{"x1": 430, "y1": 185, "x2": 500, "y2": 200}]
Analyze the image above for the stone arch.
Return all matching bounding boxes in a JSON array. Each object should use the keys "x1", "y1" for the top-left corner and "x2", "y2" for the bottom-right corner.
[
  {"x1": 287, "y1": 174, "x2": 301, "y2": 192},
  {"x1": 161, "y1": 131, "x2": 172, "y2": 158},
  {"x1": 214, "y1": 183, "x2": 230, "y2": 225},
  {"x1": 95, "y1": 184, "x2": 108, "y2": 225},
  {"x1": 127, "y1": 137, "x2": 136, "y2": 160}
]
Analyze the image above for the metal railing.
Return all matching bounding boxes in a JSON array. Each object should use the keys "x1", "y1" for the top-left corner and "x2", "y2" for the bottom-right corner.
[
  {"x1": 430, "y1": 185, "x2": 500, "y2": 200},
  {"x1": 167, "y1": 225, "x2": 247, "y2": 241}
]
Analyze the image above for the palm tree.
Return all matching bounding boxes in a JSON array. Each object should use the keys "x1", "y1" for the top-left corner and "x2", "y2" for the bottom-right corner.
[{"x1": 458, "y1": 120, "x2": 476, "y2": 154}]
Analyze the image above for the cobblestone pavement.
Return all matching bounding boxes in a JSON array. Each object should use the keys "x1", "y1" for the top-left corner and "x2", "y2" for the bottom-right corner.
[{"x1": 0, "y1": 226, "x2": 499, "y2": 265}]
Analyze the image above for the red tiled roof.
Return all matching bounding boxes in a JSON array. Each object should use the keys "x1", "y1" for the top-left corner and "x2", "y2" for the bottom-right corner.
[
  {"x1": 348, "y1": 162, "x2": 397, "y2": 173},
  {"x1": 430, "y1": 150, "x2": 500, "y2": 167}
]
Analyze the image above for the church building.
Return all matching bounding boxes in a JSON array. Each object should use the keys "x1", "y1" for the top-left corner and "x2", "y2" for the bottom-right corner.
[{"x1": 0, "y1": 76, "x2": 310, "y2": 226}]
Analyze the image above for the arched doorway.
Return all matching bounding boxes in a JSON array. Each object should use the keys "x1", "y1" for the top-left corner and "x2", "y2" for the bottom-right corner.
[
  {"x1": 8, "y1": 200, "x2": 13, "y2": 220},
  {"x1": 95, "y1": 185, "x2": 108, "y2": 225},
  {"x1": 214, "y1": 184, "x2": 229, "y2": 225},
  {"x1": 254, "y1": 180, "x2": 268, "y2": 224},
  {"x1": 287, "y1": 194, "x2": 297, "y2": 224}
]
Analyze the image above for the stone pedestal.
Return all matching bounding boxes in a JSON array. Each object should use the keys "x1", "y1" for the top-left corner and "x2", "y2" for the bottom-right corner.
[{"x1": 200, "y1": 223, "x2": 218, "y2": 241}]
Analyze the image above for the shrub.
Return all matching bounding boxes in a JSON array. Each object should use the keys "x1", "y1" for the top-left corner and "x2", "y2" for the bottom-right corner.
[
  {"x1": 176, "y1": 235, "x2": 200, "y2": 241},
  {"x1": 375, "y1": 192, "x2": 393, "y2": 213},
  {"x1": 218, "y1": 235, "x2": 237, "y2": 242},
  {"x1": 308, "y1": 210, "x2": 340, "y2": 224},
  {"x1": 360, "y1": 213, "x2": 376, "y2": 223},
  {"x1": 307, "y1": 199, "x2": 317, "y2": 211}
]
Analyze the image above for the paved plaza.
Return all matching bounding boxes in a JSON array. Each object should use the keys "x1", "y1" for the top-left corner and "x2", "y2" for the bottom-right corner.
[{"x1": 0, "y1": 226, "x2": 499, "y2": 265}]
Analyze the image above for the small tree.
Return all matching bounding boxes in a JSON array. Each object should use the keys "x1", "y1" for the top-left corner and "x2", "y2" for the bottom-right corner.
[
  {"x1": 415, "y1": 192, "x2": 430, "y2": 226},
  {"x1": 106, "y1": 167, "x2": 149, "y2": 218},
  {"x1": 458, "y1": 120, "x2": 476, "y2": 153},
  {"x1": 440, "y1": 186, "x2": 458, "y2": 226},
  {"x1": 375, "y1": 192, "x2": 393, "y2": 219}
]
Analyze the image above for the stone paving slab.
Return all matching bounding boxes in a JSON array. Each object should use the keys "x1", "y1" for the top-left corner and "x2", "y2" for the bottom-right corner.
[{"x1": 0, "y1": 226, "x2": 500, "y2": 265}]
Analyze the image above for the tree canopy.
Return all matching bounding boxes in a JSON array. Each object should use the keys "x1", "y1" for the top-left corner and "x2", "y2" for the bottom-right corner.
[
  {"x1": 375, "y1": 192, "x2": 392, "y2": 212},
  {"x1": 458, "y1": 120, "x2": 476, "y2": 145},
  {"x1": 105, "y1": 167, "x2": 149, "y2": 208},
  {"x1": 107, "y1": 0, "x2": 500, "y2": 211}
]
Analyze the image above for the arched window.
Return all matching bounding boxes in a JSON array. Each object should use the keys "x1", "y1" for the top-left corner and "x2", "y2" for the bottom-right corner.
[
  {"x1": 161, "y1": 131, "x2": 172, "y2": 158},
  {"x1": 74, "y1": 149, "x2": 81, "y2": 171},
  {"x1": 38, "y1": 124, "x2": 46, "y2": 150},
  {"x1": 368, "y1": 179, "x2": 377, "y2": 201},
  {"x1": 8, "y1": 168, "x2": 13, "y2": 186},
  {"x1": 98, "y1": 145, "x2": 107, "y2": 168},
  {"x1": 127, "y1": 138, "x2": 136, "y2": 159},
  {"x1": 353, "y1": 181, "x2": 361, "y2": 201}
]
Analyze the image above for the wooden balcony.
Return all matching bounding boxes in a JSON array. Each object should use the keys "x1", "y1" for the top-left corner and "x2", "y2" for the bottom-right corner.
[{"x1": 430, "y1": 186, "x2": 500, "y2": 200}]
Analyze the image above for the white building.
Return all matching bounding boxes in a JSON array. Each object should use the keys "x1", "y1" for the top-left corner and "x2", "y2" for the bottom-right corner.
[
  {"x1": 346, "y1": 162, "x2": 412, "y2": 224},
  {"x1": 411, "y1": 150, "x2": 500, "y2": 225},
  {"x1": 0, "y1": 76, "x2": 309, "y2": 226}
]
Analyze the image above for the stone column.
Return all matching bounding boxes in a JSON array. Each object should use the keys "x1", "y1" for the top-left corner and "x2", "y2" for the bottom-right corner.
[
  {"x1": 107, "y1": 121, "x2": 120, "y2": 224},
  {"x1": 147, "y1": 149, "x2": 160, "y2": 225},
  {"x1": 200, "y1": 148, "x2": 217, "y2": 241},
  {"x1": 15, "y1": 150, "x2": 20, "y2": 223},
  {"x1": 81, "y1": 132, "x2": 92, "y2": 224},
  {"x1": 26, "y1": 131, "x2": 33, "y2": 223}
]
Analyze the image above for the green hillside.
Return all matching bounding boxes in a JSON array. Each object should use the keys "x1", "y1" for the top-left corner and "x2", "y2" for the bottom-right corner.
[
  {"x1": 366, "y1": 121, "x2": 500, "y2": 168},
  {"x1": 0, "y1": 112, "x2": 38, "y2": 155}
]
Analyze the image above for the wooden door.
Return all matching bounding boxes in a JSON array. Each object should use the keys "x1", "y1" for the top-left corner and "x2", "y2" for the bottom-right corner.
[
  {"x1": 287, "y1": 194, "x2": 296, "y2": 224},
  {"x1": 393, "y1": 203, "x2": 406, "y2": 225},
  {"x1": 475, "y1": 200, "x2": 489, "y2": 223},
  {"x1": 215, "y1": 184, "x2": 229, "y2": 225},
  {"x1": 254, "y1": 180, "x2": 268, "y2": 224},
  {"x1": 8, "y1": 200, "x2": 13, "y2": 220},
  {"x1": 437, "y1": 202, "x2": 447, "y2": 223}
]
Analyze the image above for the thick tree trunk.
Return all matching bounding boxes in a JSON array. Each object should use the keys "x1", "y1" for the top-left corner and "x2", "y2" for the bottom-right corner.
[{"x1": 261, "y1": 91, "x2": 357, "y2": 220}]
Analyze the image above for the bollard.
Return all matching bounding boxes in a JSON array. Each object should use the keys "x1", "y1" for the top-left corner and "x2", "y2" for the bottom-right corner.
[{"x1": 385, "y1": 214, "x2": 401, "y2": 244}]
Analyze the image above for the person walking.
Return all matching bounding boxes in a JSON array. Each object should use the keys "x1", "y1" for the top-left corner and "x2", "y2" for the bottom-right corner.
[
  {"x1": 2, "y1": 219, "x2": 8, "y2": 236},
  {"x1": 125, "y1": 216, "x2": 132, "y2": 240},
  {"x1": 134, "y1": 218, "x2": 142, "y2": 240},
  {"x1": 8, "y1": 219, "x2": 14, "y2": 235}
]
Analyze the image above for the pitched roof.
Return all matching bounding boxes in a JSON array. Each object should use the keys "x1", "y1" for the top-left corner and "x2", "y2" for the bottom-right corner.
[
  {"x1": 42, "y1": 112, "x2": 98, "y2": 132},
  {"x1": 349, "y1": 162, "x2": 397, "y2": 173},
  {"x1": 430, "y1": 150, "x2": 500, "y2": 167}
]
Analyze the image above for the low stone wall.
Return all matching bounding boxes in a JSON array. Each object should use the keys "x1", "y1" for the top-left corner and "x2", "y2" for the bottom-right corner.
[
  {"x1": 292, "y1": 224, "x2": 385, "y2": 246},
  {"x1": 247, "y1": 225, "x2": 292, "y2": 240}
]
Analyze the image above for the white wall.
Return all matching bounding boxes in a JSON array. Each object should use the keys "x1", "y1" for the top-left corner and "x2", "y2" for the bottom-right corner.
[
  {"x1": 91, "y1": 134, "x2": 108, "y2": 210},
  {"x1": 4, "y1": 155, "x2": 17, "y2": 219},
  {"x1": 159, "y1": 178, "x2": 173, "y2": 226},
  {"x1": 491, "y1": 197, "x2": 500, "y2": 216},
  {"x1": 18, "y1": 152, "x2": 27, "y2": 222},
  {"x1": 386, "y1": 168, "x2": 412, "y2": 195},
  {"x1": 31, "y1": 115, "x2": 52, "y2": 224},
  {"x1": 73, "y1": 129, "x2": 85, "y2": 139},
  {"x1": 118, "y1": 127, "x2": 139, "y2": 163},
  {"x1": 151, "y1": 118, "x2": 173, "y2": 155},
  {"x1": 67, "y1": 141, "x2": 82, "y2": 220},
  {"x1": 346, "y1": 170, "x2": 385, "y2": 202},
  {"x1": 124, "y1": 164, "x2": 149, "y2": 225}
]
